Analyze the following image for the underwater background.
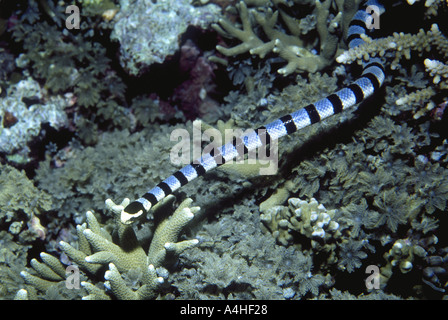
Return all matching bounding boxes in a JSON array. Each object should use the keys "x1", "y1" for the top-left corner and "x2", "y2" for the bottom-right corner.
[{"x1": 0, "y1": 0, "x2": 448, "y2": 300}]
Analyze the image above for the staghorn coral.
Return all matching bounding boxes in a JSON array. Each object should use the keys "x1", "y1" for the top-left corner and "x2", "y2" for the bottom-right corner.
[
  {"x1": 406, "y1": 0, "x2": 448, "y2": 16},
  {"x1": 18, "y1": 195, "x2": 199, "y2": 299},
  {"x1": 213, "y1": 0, "x2": 349, "y2": 75},
  {"x1": 423, "y1": 58, "x2": 448, "y2": 89},
  {"x1": 396, "y1": 57, "x2": 448, "y2": 119}
]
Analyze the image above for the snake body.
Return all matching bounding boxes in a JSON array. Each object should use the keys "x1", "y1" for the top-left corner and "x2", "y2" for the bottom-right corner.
[{"x1": 120, "y1": 0, "x2": 386, "y2": 224}]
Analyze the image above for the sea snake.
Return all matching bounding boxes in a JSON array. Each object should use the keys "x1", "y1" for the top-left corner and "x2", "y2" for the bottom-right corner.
[{"x1": 120, "y1": 0, "x2": 386, "y2": 224}]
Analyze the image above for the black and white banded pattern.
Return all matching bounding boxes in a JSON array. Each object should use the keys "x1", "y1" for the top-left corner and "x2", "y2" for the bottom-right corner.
[{"x1": 121, "y1": 0, "x2": 386, "y2": 224}]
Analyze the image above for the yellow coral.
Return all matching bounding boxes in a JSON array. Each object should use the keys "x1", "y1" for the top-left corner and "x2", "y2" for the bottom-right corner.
[
  {"x1": 19, "y1": 195, "x2": 199, "y2": 300},
  {"x1": 260, "y1": 196, "x2": 340, "y2": 247},
  {"x1": 424, "y1": 58, "x2": 448, "y2": 89}
]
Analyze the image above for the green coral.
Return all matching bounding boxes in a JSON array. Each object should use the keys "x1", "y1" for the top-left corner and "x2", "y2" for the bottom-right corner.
[
  {"x1": 173, "y1": 199, "x2": 332, "y2": 299},
  {"x1": 0, "y1": 164, "x2": 52, "y2": 240},
  {"x1": 19, "y1": 252, "x2": 85, "y2": 299},
  {"x1": 34, "y1": 128, "x2": 185, "y2": 220},
  {"x1": 0, "y1": 231, "x2": 29, "y2": 299},
  {"x1": 18, "y1": 195, "x2": 199, "y2": 300},
  {"x1": 213, "y1": 0, "x2": 354, "y2": 75},
  {"x1": 372, "y1": 188, "x2": 423, "y2": 233}
]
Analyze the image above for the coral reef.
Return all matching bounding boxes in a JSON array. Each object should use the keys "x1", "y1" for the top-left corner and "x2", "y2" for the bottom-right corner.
[
  {"x1": 33, "y1": 126, "x2": 194, "y2": 221},
  {"x1": 11, "y1": 0, "x2": 129, "y2": 132},
  {"x1": 111, "y1": 0, "x2": 222, "y2": 75},
  {"x1": 172, "y1": 40, "x2": 221, "y2": 121},
  {"x1": 336, "y1": 24, "x2": 448, "y2": 70},
  {"x1": 132, "y1": 39, "x2": 222, "y2": 122},
  {"x1": 259, "y1": 194, "x2": 372, "y2": 275},
  {"x1": 0, "y1": 0, "x2": 447, "y2": 301},
  {"x1": 0, "y1": 231, "x2": 29, "y2": 299}
]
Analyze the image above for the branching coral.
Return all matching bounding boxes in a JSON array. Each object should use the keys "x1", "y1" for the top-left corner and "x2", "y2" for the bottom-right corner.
[
  {"x1": 213, "y1": 0, "x2": 350, "y2": 75},
  {"x1": 423, "y1": 58, "x2": 448, "y2": 89},
  {"x1": 18, "y1": 195, "x2": 199, "y2": 299},
  {"x1": 336, "y1": 24, "x2": 448, "y2": 69}
]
